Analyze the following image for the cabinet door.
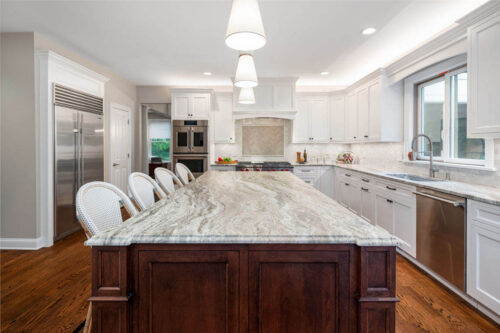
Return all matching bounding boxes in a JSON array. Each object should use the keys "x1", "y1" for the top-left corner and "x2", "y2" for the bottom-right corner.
[
  {"x1": 310, "y1": 97, "x2": 330, "y2": 142},
  {"x1": 468, "y1": 13, "x2": 500, "y2": 138},
  {"x1": 375, "y1": 193, "x2": 394, "y2": 233},
  {"x1": 394, "y1": 200, "x2": 416, "y2": 257},
  {"x1": 213, "y1": 95, "x2": 234, "y2": 143},
  {"x1": 344, "y1": 181, "x2": 360, "y2": 215},
  {"x1": 360, "y1": 186, "x2": 374, "y2": 225},
  {"x1": 191, "y1": 94, "x2": 210, "y2": 119},
  {"x1": 172, "y1": 95, "x2": 190, "y2": 119},
  {"x1": 330, "y1": 96, "x2": 345, "y2": 142},
  {"x1": 368, "y1": 81, "x2": 381, "y2": 140},
  {"x1": 293, "y1": 98, "x2": 311, "y2": 143},
  {"x1": 467, "y1": 201, "x2": 500, "y2": 313},
  {"x1": 319, "y1": 167, "x2": 334, "y2": 199},
  {"x1": 346, "y1": 93, "x2": 358, "y2": 141},
  {"x1": 338, "y1": 181, "x2": 349, "y2": 207},
  {"x1": 357, "y1": 88, "x2": 369, "y2": 140}
]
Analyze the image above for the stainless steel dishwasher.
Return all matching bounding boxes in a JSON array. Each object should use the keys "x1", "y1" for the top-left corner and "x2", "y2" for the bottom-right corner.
[{"x1": 415, "y1": 187, "x2": 466, "y2": 291}]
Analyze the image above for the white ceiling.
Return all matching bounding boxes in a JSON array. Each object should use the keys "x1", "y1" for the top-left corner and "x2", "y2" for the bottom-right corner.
[{"x1": 0, "y1": 0, "x2": 488, "y2": 88}]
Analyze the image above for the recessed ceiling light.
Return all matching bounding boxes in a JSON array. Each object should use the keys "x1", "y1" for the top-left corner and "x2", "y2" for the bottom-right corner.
[
  {"x1": 320, "y1": 72, "x2": 329, "y2": 76},
  {"x1": 361, "y1": 27, "x2": 376, "y2": 35},
  {"x1": 203, "y1": 72, "x2": 212, "y2": 76}
]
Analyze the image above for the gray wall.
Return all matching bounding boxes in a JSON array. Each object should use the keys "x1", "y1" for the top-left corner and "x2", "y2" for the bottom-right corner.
[
  {"x1": 0, "y1": 32, "x2": 138, "y2": 241},
  {"x1": 0, "y1": 32, "x2": 37, "y2": 238}
]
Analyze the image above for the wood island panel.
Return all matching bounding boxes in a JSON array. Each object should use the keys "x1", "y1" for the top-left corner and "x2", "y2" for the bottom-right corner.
[{"x1": 91, "y1": 244, "x2": 397, "y2": 333}]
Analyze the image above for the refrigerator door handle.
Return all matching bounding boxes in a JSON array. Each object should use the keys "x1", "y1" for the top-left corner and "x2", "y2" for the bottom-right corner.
[{"x1": 79, "y1": 113, "x2": 84, "y2": 188}]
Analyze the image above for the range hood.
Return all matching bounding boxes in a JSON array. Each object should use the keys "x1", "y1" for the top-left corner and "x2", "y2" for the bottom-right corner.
[{"x1": 233, "y1": 77, "x2": 298, "y2": 120}]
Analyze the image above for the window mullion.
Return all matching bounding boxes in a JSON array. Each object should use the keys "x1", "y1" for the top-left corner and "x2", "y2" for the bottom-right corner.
[{"x1": 443, "y1": 73, "x2": 451, "y2": 163}]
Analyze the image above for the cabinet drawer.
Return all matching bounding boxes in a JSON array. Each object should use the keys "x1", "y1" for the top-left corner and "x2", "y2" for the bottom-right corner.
[
  {"x1": 294, "y1": 167, "x2": 320, "y2": 176},
  {"x1": 375, "y1": 179, "x2": 415, "y2": 199},
  {"x1": 468, "y1": 200, "x2": 500, "y2": 229}
]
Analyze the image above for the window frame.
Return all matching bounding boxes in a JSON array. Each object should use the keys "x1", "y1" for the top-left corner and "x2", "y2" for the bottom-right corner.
[{"x1": 415, "y1": 66, "x2": 491, "y2": 167}]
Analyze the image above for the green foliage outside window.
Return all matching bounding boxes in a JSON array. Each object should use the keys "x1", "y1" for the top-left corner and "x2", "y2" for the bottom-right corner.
[{"x1": 151, "y1": 139, "x2": 170, "y2": 162}]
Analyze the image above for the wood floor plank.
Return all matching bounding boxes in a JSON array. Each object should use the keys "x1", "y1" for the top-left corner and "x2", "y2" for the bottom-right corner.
[{"x1": 1, "y1": 232, "x2": 498, "y2": 332}]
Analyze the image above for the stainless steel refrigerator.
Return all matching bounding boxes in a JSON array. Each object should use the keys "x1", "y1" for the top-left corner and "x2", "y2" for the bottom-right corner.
[{"x1": 54, "y1": 84, "x2": 104, "y2": 240}]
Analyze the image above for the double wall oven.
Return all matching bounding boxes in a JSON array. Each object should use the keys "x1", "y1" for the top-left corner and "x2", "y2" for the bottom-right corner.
[{"x1": 172, "y1": 120, "x2": 208, "y2": 177}]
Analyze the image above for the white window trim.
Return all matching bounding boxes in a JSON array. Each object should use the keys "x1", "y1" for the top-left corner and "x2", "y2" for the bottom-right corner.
[{"x1": 403, "y1": 55, "x2": 494, "y2": 170}]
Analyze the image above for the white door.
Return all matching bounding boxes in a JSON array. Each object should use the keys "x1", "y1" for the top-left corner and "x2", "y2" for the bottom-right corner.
[
  {"x1": 213, "y1": 94, "x2": 234, "y2": 143},
  {"x1": 346, "y1": 93, "x2": 358, "y2": 141},
  {"x1": 357, "y1": 88, "x2": 369, "y2": 140},
  {"x1": 310, "y1": 97, "x2": 330, "y2": 142},
  {"x1": 110, "y1": 104, "x2": 131, "y2": 192},
  {"x1": 330, "y1": 95, "x2": 345, "y2": 142}
]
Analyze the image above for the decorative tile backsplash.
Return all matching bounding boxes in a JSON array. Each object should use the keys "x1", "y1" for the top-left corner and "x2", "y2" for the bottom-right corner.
[{"x1": 242, "y1": 125, "x2": 284, "y2": 156}]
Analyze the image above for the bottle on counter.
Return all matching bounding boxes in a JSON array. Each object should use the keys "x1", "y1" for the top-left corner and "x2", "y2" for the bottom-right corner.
[
  {"x1": 303, "y1": 149, "x2": 307, "y2": 163},
  {"x1": 296, "y1": 152, "x2": 301, "y2": 163}
]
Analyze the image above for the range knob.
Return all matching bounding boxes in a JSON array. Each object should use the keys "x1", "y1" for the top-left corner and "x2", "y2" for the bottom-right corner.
[
  {"x1": 245, "y1": 168, "x2": 249, "y2": 171},
  {"x1": 240, "y1": 168, "x2": 244, "y2": 171},
  {"x1": 281, "y1": 169, "x2": 284, "y2": 171},
  {"x1": 272, "y1": 169, "x2": 276, "y2": 171},
  {"x1": 286, "y1": 169, "x2": 289, "y2": 171}
]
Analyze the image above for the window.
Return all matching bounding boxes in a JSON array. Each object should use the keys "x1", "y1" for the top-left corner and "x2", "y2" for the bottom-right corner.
[
  {"x1": 417, "y1": 67, "x2": 486, "y2": 166},
  {"x1": 148, "y1": 119, "x2": 171, "y2": 162}
]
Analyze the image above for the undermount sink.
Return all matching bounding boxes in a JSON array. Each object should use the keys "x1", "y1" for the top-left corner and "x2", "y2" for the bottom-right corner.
[{"x1": 384, "y1": 173, "x2": 444, "y2": 182}]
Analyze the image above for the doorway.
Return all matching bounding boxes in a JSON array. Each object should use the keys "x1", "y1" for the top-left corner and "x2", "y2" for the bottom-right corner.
[{"x1": 109, "y1": 103, "x2": 131, "y2": 192}]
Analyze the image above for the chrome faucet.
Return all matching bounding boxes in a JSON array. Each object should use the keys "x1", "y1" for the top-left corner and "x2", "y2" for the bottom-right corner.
[{"x1": 411, "y1": 134, "x2": 438, "y2": 178}]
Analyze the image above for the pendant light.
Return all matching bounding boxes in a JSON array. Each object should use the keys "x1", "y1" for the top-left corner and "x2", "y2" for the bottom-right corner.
[
  {"x1": 238, "y1": 87, "x2": 255, "y2": 104},
  {"x1": 234, "y1": 54, "x2": 258, "y2": 88},
  {"x1": 225, "y1": 0, "x2": 266, "y2": 51}
]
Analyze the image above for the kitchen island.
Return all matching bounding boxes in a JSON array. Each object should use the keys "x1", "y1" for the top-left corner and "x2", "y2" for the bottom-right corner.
[{"x1": 86, "y1": 171, "x2": 401, "y2": 332}]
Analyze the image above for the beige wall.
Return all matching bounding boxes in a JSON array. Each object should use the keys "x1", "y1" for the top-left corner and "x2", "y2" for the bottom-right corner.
[
  {"x1": 0, "y1": 32, "x2": 37, "y2": 238},
  {"x1": 0, "y1": 32, "x2": 138, "y2": 241}
]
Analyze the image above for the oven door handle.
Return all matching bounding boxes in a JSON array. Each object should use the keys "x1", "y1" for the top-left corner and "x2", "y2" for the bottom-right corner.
[
  {"x1": 413, "y1": 191, "x2": 465, "y2": 208},
  {"x1": 189, "y1": 127, "x2": 193, "y2": 152}
]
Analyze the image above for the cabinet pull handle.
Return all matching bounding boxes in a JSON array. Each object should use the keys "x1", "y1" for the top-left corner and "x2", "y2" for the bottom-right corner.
[
  {"x1": 364, "y1": 135, "x2": 368, "y2": 138},
  {"x1": 362, "y1": 178, "x2": 370, "y2": 183},
  {"x1": 361, "y1": 187, "x2": 369, "y2": 192},
  {"x1": 345, "y1": 183, "x2": 350, "y2": 186},
  {"x1": 386, "y1": 186, "x2": 397, "y2": 191},
  {"x1": 387, "y1": 199, "x2": 393, "y2": 203},
  {"x1": 301, "y1": 170, "x2": 311, "y2": 172},
  {"x1": 353, "y1": 136, "x2": 357, "y2": 139},
  {"x1": 345, "y1": 174, "x2": 351, "y2": 177}
]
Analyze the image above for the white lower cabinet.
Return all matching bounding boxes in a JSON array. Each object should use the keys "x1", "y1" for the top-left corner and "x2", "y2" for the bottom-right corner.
[
  {"x1": 467, "y1": 200, "x2": 500, "y2": 314},
  {"x1": 375, "y1": 193, "x2": 394, "y2": 233},
  {"x1": 294, "y1": 166, "x2": 334, "y2": 199},
  {"x1": 360, "y1": 185, "x2": 375, "y2": 225},
  {"x1": 334, "y1": 168, "x2": 417, "y2": 257}
]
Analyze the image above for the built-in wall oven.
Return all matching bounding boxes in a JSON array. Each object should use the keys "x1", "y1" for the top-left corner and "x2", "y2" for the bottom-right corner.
[
  {"x1": 173, "y1": 120, "x2": 208, "y2": 154},
  {"x1": 172, "y1": 120, "x2": 208, "y2": 177}
]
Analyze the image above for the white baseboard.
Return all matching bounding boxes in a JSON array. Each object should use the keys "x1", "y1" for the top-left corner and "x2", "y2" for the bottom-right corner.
[{"x1": 0, "y1": 237, "x2": 45, "y2": 250}]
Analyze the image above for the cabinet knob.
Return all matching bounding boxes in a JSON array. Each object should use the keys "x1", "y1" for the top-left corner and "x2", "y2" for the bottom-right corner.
[
  {"x1": 387, "y1": 199, "x2": 393, "y2": 203},
  {"x1": 364, "y1": 135, "x2": 368, "y2": 138},
  {"x1": 353, "y1": 136, "x2": 357, "y2": 139}
]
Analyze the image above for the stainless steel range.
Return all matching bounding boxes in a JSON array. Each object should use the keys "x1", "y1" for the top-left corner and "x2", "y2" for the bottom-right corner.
[{"x1": 236, "y1": 161, "x2": 293, "y2": 172}]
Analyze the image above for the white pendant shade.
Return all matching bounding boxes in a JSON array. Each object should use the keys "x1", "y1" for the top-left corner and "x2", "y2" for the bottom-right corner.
[
  {"x1": 225, "y1": 0, "x2": 266, "y2": 51},
  {"x1": 234, "y1": 54, "x2": 258, "y2": 88},
  {"x1": 238, "y1": 87, "x2": 255, "y2": 104}
]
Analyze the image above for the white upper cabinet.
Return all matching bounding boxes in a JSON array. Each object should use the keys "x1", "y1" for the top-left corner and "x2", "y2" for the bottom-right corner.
[
  {"x1": 171, "y1": 90, "x2": 211, "y2": 120},
  {"x1": 467, "y1": 11, "x2": 500, "y2": 138},
  {"x1": 213, "y1": 93, "x2": 234, "y2": 143},
  {"x1": 293, "y1": 94, "x2": 330, "y2": 143},
  {"x1": 330, "y1": 95, "x2": 345, "y2": 142},
  {"x1": 344, "y1": 71, "x2": 403, "y2": 143},
  {"x1": 346, "y1": 92, "x2": 358, "y2": 141},
  {"x1": 357, "y1": 87, "x2": 369, "y2": 140}
]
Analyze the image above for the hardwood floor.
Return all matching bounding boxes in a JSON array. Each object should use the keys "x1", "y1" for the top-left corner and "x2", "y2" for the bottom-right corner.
[{"x1": 1, "y1": 231, "x2": 498, "y2": 332}]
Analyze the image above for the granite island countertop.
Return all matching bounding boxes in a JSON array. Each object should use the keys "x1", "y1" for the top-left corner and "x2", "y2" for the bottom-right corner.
[{"x1": 86, "y1": 171, "x2": 401, "y2": 247}]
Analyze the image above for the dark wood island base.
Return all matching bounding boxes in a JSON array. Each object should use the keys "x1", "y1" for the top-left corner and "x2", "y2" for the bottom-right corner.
[{"x1": 90, "y1": 243, "x2": 397, "y2": 333}]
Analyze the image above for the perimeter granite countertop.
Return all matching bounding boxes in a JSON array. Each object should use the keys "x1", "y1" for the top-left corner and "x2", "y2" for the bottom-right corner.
[
  {"x1": 86, "y1": 171, "x2": 401, "y2": 247},
  {"x1": 294, "y1": 162, "x2": 500, "y2": 206}
]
